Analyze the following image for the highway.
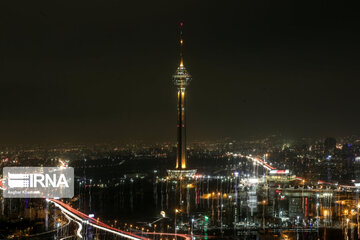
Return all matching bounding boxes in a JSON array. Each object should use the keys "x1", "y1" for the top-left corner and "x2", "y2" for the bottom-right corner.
[
  {"x1": 229, "y1": 153, "x2": 359, "y2": 190},
  {"x1": 48, "y1": 199, "x2": 207, "y2": 240},
  {"x1": 48, "y1": 198, "x2": 151, "y2": 240}
]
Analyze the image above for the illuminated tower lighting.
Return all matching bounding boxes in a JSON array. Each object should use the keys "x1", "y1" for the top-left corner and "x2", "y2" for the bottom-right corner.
[{"x1": 173, "y1": 22, "x2": 191, "y2": 169}]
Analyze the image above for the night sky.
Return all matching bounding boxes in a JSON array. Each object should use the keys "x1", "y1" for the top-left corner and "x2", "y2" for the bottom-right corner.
[{"x1": 0, "y1": 1, "x2": 360, "y2": 144}]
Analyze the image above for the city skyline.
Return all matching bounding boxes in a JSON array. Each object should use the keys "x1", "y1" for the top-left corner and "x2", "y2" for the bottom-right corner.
[
  {"x1": 1, "y1": 2, "x2": 360, "y2": 239},
  {"x1": 1, "y1": 1, "x2": 360, "y2": 144}
]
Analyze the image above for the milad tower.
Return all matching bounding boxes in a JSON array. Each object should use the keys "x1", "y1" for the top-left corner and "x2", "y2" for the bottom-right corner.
[{"x1": 168, "y1": 22, "x2": 196, "y2": 178}]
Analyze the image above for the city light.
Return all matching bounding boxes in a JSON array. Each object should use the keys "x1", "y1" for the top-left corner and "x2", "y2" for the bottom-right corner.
[{"x1": 0, "y1": 9, "x2": 359, "y2": 240}]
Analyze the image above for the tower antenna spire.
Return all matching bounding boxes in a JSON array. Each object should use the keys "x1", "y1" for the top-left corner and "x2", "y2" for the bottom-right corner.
[{"x1": 179, "y1": 21, "x2": 184, "y2": 67}]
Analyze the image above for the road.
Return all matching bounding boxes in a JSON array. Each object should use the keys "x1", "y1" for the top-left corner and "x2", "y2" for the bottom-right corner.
[
  {"x1": 48, "y1": 198, "x2": 151, "y2": 240},
  {"x1": 48, "y1": 199, "x2": 207, "y2": 240}
]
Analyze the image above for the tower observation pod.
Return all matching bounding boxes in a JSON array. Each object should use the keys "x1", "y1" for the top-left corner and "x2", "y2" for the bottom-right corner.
[{"x1": 168, "y1": 22, "x2": 197, "y2": 179}]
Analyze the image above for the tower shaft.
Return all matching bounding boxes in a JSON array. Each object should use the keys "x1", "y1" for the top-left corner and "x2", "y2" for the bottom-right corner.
[{"x1": 176, "y1": 88, "x2": 187, "y2": 169}]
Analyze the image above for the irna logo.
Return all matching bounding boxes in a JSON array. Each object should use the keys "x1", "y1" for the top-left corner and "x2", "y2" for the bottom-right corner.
[
  {"x1": 3, "y1": 167, "x2": 74, "y2": 198},
  {"x1": 8, "y1": 172, "x2": 69, "y2": 188}
]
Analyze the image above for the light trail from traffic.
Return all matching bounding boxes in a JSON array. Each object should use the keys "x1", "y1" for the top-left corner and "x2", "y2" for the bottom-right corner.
[
  {"x1": 228, "y1": 153, "x2": 276, "y2": 171},
  {"x1": 48, "y1": 199, "x2": 206, "y2": 240},
  {"x1": 0, "y1": 178, "x2": 6, "y2": 190},
  {"x1": 143, "y1": 232, "x2": 191, "y2": 240},
  {"x1": 48, "y1": 198, "x2": 151, "y2": 240},
  {"x1": 228, "y1": 153, "x2": 359, "y2": 190}
]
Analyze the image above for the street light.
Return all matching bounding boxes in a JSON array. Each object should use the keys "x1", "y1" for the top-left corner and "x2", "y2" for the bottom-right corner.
[
  {"x1": 191, "y1": 218, "x2": 194, "y2": 236},
  {"x1": 262, "y1": 200, "x2": 266, "y2": 230},
  {"x1": 161, "y1": 211, "x2": 166, "y2": 218},
  {"x1": 323, "y1": 209, "x2": 329, "y2": 217},
  {"x1": 175, "y1": 209, "x2": 180, "y2": 239}
]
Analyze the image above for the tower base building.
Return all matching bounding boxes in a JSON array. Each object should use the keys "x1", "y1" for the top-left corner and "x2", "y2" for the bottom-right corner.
[{"x1": 167, "y1": 169, "x2": 197, "y2": 179}]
